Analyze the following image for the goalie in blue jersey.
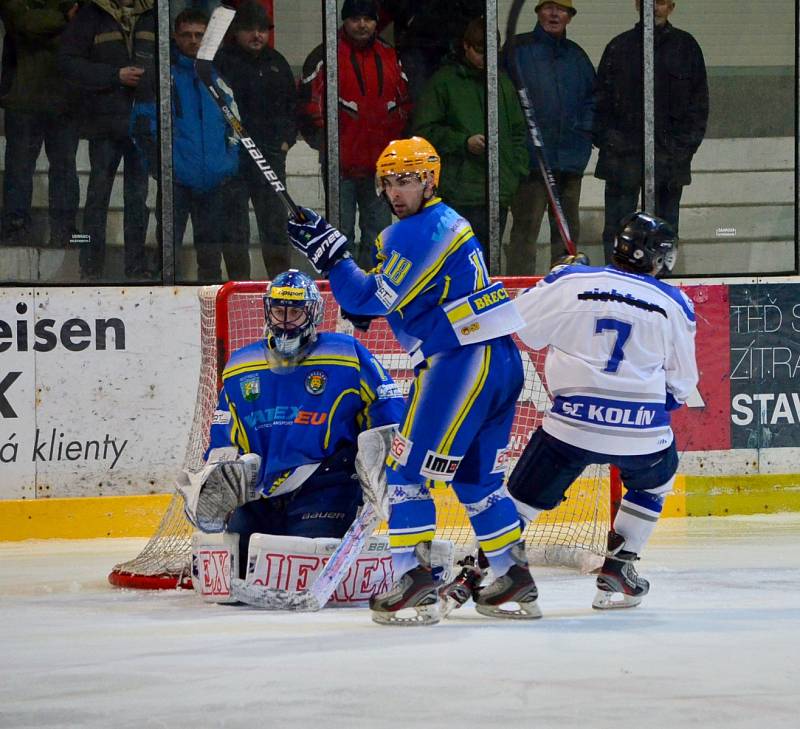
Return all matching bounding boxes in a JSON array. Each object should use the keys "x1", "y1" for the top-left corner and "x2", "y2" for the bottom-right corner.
[
  {"x1": 178, "y1": 269, "x2": 404, "y2": 577},
  {"x1": 287, "y1": 137, "x2": 539, "y2": 625}
]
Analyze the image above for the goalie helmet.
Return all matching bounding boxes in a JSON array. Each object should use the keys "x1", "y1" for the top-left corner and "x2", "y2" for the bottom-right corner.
[
  {"x1": 263, "y1": 270, "x2": 323, "y2": 359},
  {"x1": 375, "y1": 136, "x2": 441, "y2": 193},
  {"x1": 613, "y1": 212, "x2": 678, "y2": 277}
]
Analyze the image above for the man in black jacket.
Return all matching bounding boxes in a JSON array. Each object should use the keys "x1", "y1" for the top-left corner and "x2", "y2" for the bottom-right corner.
[
  {"x1": 594, "y1": 0, "x2": 708, "y2": 263},
  {"x1": 216, "y1": 1, "x2": 297, "y2": 278},
  {"x1": 59, "y1": 0, "x2": 156, "y2": 281}
]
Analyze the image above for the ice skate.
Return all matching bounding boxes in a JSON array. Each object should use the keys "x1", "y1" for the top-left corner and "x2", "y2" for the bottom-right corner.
[
  {"x1": 592, "y1": 531, "x2": 650, "y2": 609},
  {"x1": 473, "y1": 543, "x2": 541, "y2": 619},
  {"x1": 370, "y1": 542, "x2": 440, "y2": 626},
  {"x1": 438, "y1": 552, "x2": 486, "y2": 618}
]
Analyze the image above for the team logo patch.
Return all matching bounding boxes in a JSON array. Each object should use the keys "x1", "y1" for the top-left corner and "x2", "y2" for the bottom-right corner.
[
  {"x1": 420, "y1": 450, "x2": 462, "y2": 481},
  {"x1": 491, "y1": 447, "x2": 511, "y2": 475},
  {"x1": 240, "y1": 374, "x2": 261, "y2": 402},
  {"x1": 211, "y1": 410, "x2": 232, "y2": 426},
  {"x1": 389, "y1": 432, "x2": 412, "y2": 466},
  {"x1": 305, "y1": 370, "x2": 327, "y2": 395}
]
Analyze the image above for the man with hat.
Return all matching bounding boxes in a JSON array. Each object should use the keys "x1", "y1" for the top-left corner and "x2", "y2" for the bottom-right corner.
[
  {"x1": 504, "y1": 1, "x2": 595, "y2": 274},
  {"x1": 298, "y1": 0, "x2": 411, "y2": 268}
]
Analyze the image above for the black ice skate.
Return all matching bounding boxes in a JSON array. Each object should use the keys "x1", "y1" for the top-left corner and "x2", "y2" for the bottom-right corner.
[
  {"x1": 592, "y1": 531, "x2": 650, "y2": 610},
  {"x1": 370, "y1": 542, "x2": 439, "y2": 626},
  {"x1": 438, "y1": 551, "x2": 487, "y2": 618},
  {"x1": 473, "y1": 542, "x2": 541, "y2": 619}
]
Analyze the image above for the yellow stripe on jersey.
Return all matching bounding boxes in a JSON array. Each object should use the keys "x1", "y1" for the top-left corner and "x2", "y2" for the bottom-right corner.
[
  {"x1": 438, "y1": 345, "x2": 491, "y2": 455},
  {"x1": 479, "y1": 525, "x2": 522, "y2": 555},
  {"x1": 389, "y1": 529, "x2": 436, "y2": 548},
  {"x1": 359, "y1": 379, "x2": 377, "y2": 430},
  {"x1": 438, "y1": 275, "x2": 452, "y2": 305},
  {"x1": 324, "y1": 388, "x2": 360, "y2": 449},
  {"x1": 227, "y1": 399, "x2": 250, "y2": 453},
  {"x1": 222, "y1": 354, "x2": 360, "y2": 382},
  {"x1": 394, "y1": 226, "x2": 474, "y2": 311},
  {"x1": 386, "y1": 361, "x2": 428, "y2": 469}
]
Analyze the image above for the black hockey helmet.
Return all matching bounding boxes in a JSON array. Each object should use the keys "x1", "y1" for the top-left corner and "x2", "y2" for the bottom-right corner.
[
  {"x1": 612, "y1": 212, "x2": 678, "y2": 276},
  {"x1": 263, "y1": 269, "x2": 324, "y2": 360}
]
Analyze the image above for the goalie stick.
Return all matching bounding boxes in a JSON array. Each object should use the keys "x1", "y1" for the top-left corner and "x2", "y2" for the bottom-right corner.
[
  {"x1": 505, "y1": 0, "x2": 576, "y2": 256},
  {"x1": 231, "y1": 502, "x2": 381, "y2": 610},
  {"x1": 195, "y1": 6, "x2": 304, "y2": 220}
]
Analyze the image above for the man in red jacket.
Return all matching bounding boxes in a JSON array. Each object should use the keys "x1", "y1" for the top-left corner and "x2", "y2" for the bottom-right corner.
[{"x1": 298, "y1": 0, "x2": 411, "y2": 268}]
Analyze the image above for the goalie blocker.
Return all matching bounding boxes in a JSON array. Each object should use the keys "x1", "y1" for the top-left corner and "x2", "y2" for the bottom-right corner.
[{"x1": 192, "y1": 531, "x2": 454, "y2": 607}]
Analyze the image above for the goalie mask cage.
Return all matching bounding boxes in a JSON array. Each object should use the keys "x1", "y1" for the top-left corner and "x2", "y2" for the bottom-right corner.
[{"x1": 109, "y1": 278, "x2": 620, "y2": 589}]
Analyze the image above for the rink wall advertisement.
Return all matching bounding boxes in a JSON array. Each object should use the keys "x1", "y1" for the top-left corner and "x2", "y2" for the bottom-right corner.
[
  {"x1": 0, "y1": 288, "x2": 201, "y2": 500},
  {"x1": 1, "y1": 281, "x2": 799, "y2": 505}
]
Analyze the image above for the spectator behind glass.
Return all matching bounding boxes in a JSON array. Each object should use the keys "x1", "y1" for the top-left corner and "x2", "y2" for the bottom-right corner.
[
  {"x1": 0, "y1": 0, "x2": 81, "y2": 248},
  {"x1": 216, "y1": 0, "x2": 296, "y2": 278},
  {"x1": 130, "y1": 9, "x2": 245, "y2": 282},
  {"x1": 412, "y1": 16, "x2": 529, "y2": 270},
  {"x1": 59, "y1": 0, "x2": 156, "y2": 282},
  {"x1": 504, "y1": 0, "x2": 595, "y2": 274},
  {"x1": 594, "y1": 0, "x2": 708, "y2": 263},
  {"x1": 378, "y1": 0, "x2": 483, "y2": 102},
  {"x1": 298, "y1": 0, "x2": 411, "y2": 269}
]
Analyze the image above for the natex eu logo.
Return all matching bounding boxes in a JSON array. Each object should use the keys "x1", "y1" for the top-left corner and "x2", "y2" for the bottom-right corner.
[{"x1": 244, "y1": 406, "x2": 328, "y2": 429}]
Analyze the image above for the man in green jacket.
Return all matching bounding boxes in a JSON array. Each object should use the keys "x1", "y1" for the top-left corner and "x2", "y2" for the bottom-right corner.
[{"x1": 412, "y1": 16, "x2": 528, "y2": 270}]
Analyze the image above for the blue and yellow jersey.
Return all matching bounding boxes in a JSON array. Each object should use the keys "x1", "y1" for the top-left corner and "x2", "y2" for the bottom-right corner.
[
  {"x1": 329, "y1": 198, "x2": 523, "y2": 362},
  {"x1": 206, "y1": 332, "x2": 404, "y2": 498}
]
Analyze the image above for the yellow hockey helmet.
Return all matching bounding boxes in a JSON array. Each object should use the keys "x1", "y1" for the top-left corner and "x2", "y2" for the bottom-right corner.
[{"x1": 375, "y1": 137, "x2": 441, "y2": 191}]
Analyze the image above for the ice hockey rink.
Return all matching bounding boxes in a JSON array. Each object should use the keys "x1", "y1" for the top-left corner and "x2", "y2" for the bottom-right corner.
[{"x1": 1, "y1": 514, "x2": 797, "y2": 729}]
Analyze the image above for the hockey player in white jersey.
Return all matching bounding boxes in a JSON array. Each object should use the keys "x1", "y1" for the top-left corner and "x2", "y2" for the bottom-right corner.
[{"x1": 508, "y1": 212, "x2": 698, "y2": 608}]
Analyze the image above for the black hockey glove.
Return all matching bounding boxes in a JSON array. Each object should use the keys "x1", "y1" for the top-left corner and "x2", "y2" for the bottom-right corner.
[
  {"x1": 341, "y1": 308, "x2": 376, "y2": 333},
  {"x1": 287, "y1": 207, "x2": 351, "y2": 275}
]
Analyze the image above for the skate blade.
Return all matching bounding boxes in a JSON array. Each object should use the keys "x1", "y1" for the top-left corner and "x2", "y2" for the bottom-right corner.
[
  {"x1": 592, "y1": 588, "x2": 643, "y2": 610},
  {"x1": 475, "y1": 600, "x2": 542, "y2": 620},
  {"x1": 371, "y1": 603, "x2": 440, "y2": 626}
]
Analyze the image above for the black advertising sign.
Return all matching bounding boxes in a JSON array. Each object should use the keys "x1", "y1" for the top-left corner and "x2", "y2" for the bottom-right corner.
[{"x1": 729, "y1": 283, "x2": 800, "y2": 448}]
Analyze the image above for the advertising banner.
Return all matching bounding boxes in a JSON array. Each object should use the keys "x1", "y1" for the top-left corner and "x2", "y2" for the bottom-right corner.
[
  {"x1": 0, "y1": 288, "x2": 201, "y2": 499},
  {"x1": 729, "y1": 283, "x2": 800, "y2": 449}
]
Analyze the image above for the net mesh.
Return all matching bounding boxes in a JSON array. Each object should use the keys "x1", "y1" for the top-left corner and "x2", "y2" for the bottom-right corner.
[{"x1": 109, "y1": 279, "x2": 612, "y2": 588}]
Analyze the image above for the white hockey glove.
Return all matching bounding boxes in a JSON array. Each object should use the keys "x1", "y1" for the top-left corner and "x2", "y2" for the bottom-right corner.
[
  {"x1": 177, "y1": 448, "x2": 262, "y2": 533},
  {"x1": 355, "y1": 424, "x2": 396, "y2": 522}
]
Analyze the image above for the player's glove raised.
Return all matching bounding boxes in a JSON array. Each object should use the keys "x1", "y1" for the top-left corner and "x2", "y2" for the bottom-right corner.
[
  {"x1": 550, "y1": 252, "x2": 590, "y2": 271},
  {"x1": 287, "y1": 207, "x2": 350, "y2": 274}
]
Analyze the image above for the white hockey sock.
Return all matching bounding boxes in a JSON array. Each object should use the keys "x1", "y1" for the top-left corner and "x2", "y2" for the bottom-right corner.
[
  {"x1": 390, "y1": 548, "x2": 419, "y2": 579},
  {"x1": 613, "y1": 485, "x2": 670, "y2": 555},
  {"x1": 512, "y1": 497, "x2": 542, "y2": 528}
]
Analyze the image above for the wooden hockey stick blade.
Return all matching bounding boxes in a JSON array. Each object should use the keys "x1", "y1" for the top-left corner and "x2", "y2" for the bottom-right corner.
[{"x1": 230, "y1": 503, "x2": 381, "y2": 611}]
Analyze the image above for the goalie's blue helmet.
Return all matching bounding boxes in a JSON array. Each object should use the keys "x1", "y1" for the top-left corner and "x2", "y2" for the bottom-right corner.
[
  {"x1": 263, "y1": 270, "x2": 324, "y2": 359},
  {"x1": 613, "y1": 212, "x2": 678, "y2": 277}
]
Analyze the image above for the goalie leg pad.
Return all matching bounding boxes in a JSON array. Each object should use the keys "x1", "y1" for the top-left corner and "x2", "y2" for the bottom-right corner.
[
  {"x1": 242, "y1": 533, "x2": 455, "y2": 607},
  {"x1": 191, "y1": 531, "x2": 240, "y2": 603}
]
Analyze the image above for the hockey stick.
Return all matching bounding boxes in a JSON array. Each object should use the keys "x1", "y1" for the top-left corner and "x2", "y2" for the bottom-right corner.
[
  {"x1": 230, "y1": 502, "x2": 381, "y2": 610},
  {"x1": 194, "y1": 6, "x2": 304, "y2": 220},
  {"x1": 505, "y1": 0, "x2": 576, "y2": 256}
]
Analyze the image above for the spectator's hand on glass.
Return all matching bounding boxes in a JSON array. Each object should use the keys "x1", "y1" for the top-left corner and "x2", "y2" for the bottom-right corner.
[
  {"x1": 281, "y1": 142, "x2": 289, "y2": 153},
  {"x1": 467, "y1": 134, "x2": 486, "y2": 155},
  {"x1": 66, "y1": 3, "x2": 79, "y2": 21},
  {"x1": 119, "y1": 66, "x2": 145, "y2": 88}
]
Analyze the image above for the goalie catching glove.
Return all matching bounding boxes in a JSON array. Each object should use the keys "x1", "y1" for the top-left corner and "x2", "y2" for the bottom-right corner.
[
  {"x1": 177, "y1": 448, "x2": 262, "y2": 533},
  {"x1": 355, "y1": 424, "x2": 396, "y2": 522},
  {"x1": 287, "y1": 207, "x2": 351, "y2": 275}
]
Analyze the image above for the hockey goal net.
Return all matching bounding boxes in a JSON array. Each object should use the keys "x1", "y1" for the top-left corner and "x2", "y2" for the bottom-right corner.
[{"x1": 109, "y1": 278, "x2": 618, "y2": 589}]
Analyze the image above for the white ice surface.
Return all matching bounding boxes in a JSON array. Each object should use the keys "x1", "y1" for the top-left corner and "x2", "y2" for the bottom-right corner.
[{"x1": 1, "y1": 514, "x2": 798, "y2": 729}]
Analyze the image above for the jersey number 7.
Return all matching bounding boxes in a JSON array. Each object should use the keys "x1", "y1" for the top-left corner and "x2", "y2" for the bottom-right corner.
[{"x1": 595, "y1": 318, "x2": 632, "y2": 373}]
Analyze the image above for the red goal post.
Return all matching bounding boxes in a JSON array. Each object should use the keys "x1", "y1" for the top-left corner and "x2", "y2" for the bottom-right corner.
[{"x1": 109, "y1": 277, "x2": 619, "y2": 590}]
